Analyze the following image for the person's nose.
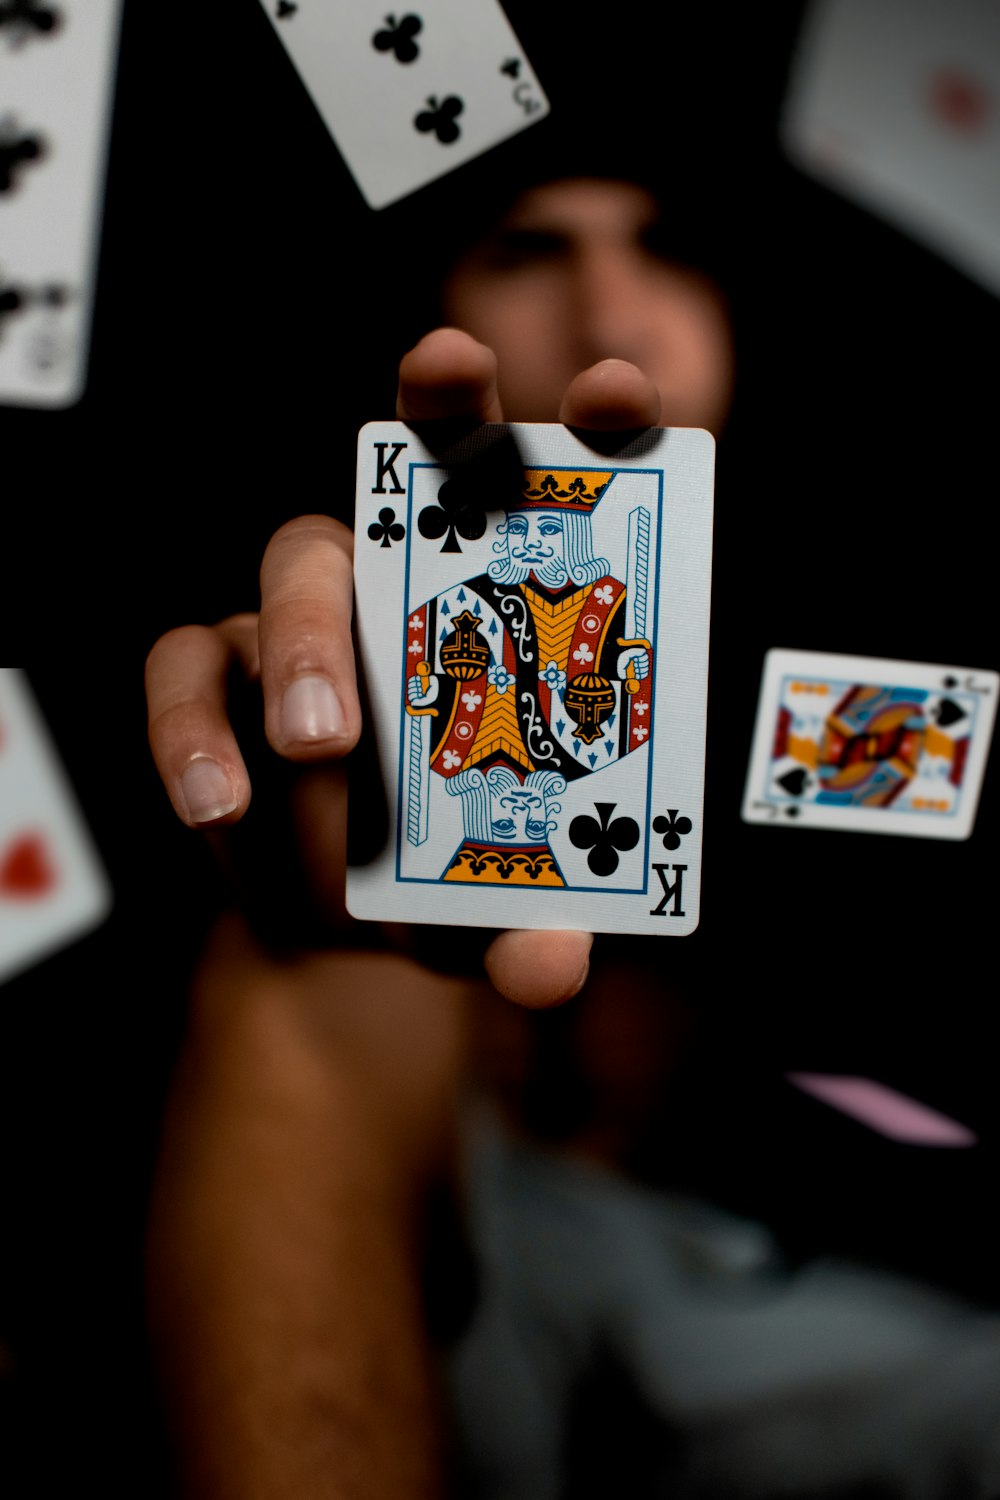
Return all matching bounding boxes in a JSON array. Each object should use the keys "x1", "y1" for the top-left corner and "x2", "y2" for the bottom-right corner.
[{"x1": 569, "y1": 242, "x2": 654, "y2": 367}]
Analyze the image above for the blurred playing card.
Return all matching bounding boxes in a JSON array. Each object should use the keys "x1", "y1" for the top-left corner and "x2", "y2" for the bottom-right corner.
[
  {"x1": 254, "y1": 0, "x2": 549, "y2": 210},
  {"x1": 781, "y1": 0, "x2": 1000, "y2": 295},
  {"x1": 741, "y1": 648, "x2": 998, "y2": 839},
  {"x1": 0, "y1": 0, "x2": 124, "y2": 407},
  {"x1": 0, "y1": 668, "x2": 112, "y2": 985}
]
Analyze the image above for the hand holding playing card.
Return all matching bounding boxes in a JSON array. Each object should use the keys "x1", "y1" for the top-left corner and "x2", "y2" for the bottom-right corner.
[{"x1": 145, "y1": 328, "x2": 668, "y2": 1007}]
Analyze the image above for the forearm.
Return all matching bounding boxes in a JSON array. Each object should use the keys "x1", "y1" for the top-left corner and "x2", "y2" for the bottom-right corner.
[{"x1": 146, "y1": 920, "x2": 467, "y2": 1500}]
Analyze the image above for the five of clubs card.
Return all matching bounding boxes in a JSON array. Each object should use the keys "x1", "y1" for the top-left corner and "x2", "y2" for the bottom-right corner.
[
  {"x1": 348, "y1": 421, "x2": 715, "y2": 937},
  {"x1": 255, "y1": 0, "x2": 549, "y2": 209}
]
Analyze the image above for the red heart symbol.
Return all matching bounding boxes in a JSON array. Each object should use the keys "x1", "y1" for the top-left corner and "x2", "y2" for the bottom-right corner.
[
  {"x1": 0, "y1": 832, "x2": 58, "y2": 898},
  {"x1": 927, "y1": 68, "x2": 993, "y2": 135}
]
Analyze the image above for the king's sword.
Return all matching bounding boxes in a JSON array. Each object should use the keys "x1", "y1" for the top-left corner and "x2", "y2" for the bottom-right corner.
[
  {"x1": 405, "y1": 660, "x2": 436, "y2": 846},
  {"x1": 617, "y1": 505, "x2": 651, "y2": 696}
]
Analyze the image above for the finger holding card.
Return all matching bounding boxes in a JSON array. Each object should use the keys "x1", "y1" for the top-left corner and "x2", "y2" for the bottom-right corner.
[
  {"x1": 145, "y1": 335, "x2": 500, "y2": 831},
  {"x1": 144, "y1": 330, "x2": 680, "y2": 1005},
  {"x1": 145, "y1": 616, "x2": 260, "y2": 828}
]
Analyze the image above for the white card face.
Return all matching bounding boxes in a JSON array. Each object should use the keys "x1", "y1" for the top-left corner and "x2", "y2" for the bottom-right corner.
[
  {"x1": 0, "y1": 0, "x2": 124, "y2": 408},
  {"x1": 254, "y1": 0, "x2": 549, "y2": 210},
  {"x1": 348, "y1": 421, "x2": 715, "y2": 936},
  {"x1": 741, "y1": 648, "x2": 998, "y2": 840},
  {"x1": 0, "y1": 668, "x2": 112, "y2": 985},
  {"x1": 781, "y1": 0, "x2": 1000, "y2": 296}
]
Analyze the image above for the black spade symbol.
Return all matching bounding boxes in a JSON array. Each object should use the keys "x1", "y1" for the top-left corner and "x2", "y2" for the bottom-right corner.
[
  {"x1": 933, "y1": 697, "x2": 967, "y2": 728},
  {"x1": 777, "y1": 767, "x2": 811, "y2": 796}
]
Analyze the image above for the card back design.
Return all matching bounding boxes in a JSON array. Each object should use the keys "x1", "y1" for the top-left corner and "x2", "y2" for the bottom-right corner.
[
  {"x1": 742, "y1": 648, "x2": 998, "y2": 838},
  {"x1": 349, "y1": 422, "x2": 715, "y2": 936}
]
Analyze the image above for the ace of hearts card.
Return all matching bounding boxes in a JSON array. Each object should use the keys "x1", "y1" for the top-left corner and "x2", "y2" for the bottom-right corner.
[{"x1": 347, "y1": 421, "x2": 715, "y2": 936}]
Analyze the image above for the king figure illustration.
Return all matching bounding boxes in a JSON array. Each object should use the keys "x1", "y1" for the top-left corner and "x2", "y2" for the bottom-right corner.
[{"x1": 404, "y1": 467, "x2": 654, "y2": 885}]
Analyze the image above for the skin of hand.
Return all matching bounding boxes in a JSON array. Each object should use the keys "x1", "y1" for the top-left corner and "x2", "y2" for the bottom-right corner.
[
  {"x1": 146, "y1": 908, "x2": 472, "y2": 1500},
  {"x1": 146, "y1": 326, "x2": 663, "y2": 1008}
]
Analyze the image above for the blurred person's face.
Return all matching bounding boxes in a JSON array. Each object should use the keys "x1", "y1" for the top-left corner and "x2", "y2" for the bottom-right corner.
[{"x1": 442, "y1": 177, "x2": 734, "y2": 434}]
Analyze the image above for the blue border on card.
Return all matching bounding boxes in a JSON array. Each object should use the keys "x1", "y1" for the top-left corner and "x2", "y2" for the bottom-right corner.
[{"x1": 394, "y1": 464, "x2": 665, "y2": 893}]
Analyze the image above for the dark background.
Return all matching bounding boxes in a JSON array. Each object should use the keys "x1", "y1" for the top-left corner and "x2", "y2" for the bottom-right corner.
[{"x1": 2, "y1": 3, "x2": 998, "y2": 1493}]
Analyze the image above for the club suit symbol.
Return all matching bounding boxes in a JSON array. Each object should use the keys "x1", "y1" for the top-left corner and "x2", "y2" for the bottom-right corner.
[
  {"x1": 368, "y1": 507, "x2": 405, "y2": 548},
  {"x1": 569, "y1": 802, "x2": 639, "y2": 877},
  {"x1": 0, "y1": 279, "x2": 69, "y2": 345},
  {"x1": 0, "y1": 116, "x2": 45, "y2": 194},
  {"x1": 418, "y1": 476, "x2": 487, "y2": 553},
  {"x1": 373, "y1": 13, "x2": 422, "y2": 63},
  {"x1": 414, "y1": 95, "x2": 463, "y2": 144},
  {"x1": 0, "y1": 1, "x2": 62, "y2": 46},
  {"x1": 652, "y1": 808, "x2": 692, "y2": 850}
]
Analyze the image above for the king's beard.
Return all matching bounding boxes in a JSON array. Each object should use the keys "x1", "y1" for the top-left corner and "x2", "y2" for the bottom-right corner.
[{"x1": 492, "y1": 554, "x2": 569, "y2": 588}]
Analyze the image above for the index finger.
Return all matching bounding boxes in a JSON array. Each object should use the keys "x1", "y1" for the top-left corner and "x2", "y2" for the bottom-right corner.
[
  {"x1": 254, "y1": 330, "x2": 502, "y2": 762},
  {"x1": 258, "y1": 514, "x2": 362, "y2": 761}
]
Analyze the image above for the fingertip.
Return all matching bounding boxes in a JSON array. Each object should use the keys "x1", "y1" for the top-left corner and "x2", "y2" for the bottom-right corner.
[
  {"x1": 397, "y1": 328, "x2": 501, "y2": 422},
  {"x1": 401, "y1": 325, "x2": 496, "y2": 371},
  {"x1": 483, "y1": 930, "x2": 593, "y2": 1009},
  {"x1": 559, "y1": 359, "x2": 661, "y2": 432},
  {"x1": 257, "y1": 519, "x2": 362, "y2": 762}
]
